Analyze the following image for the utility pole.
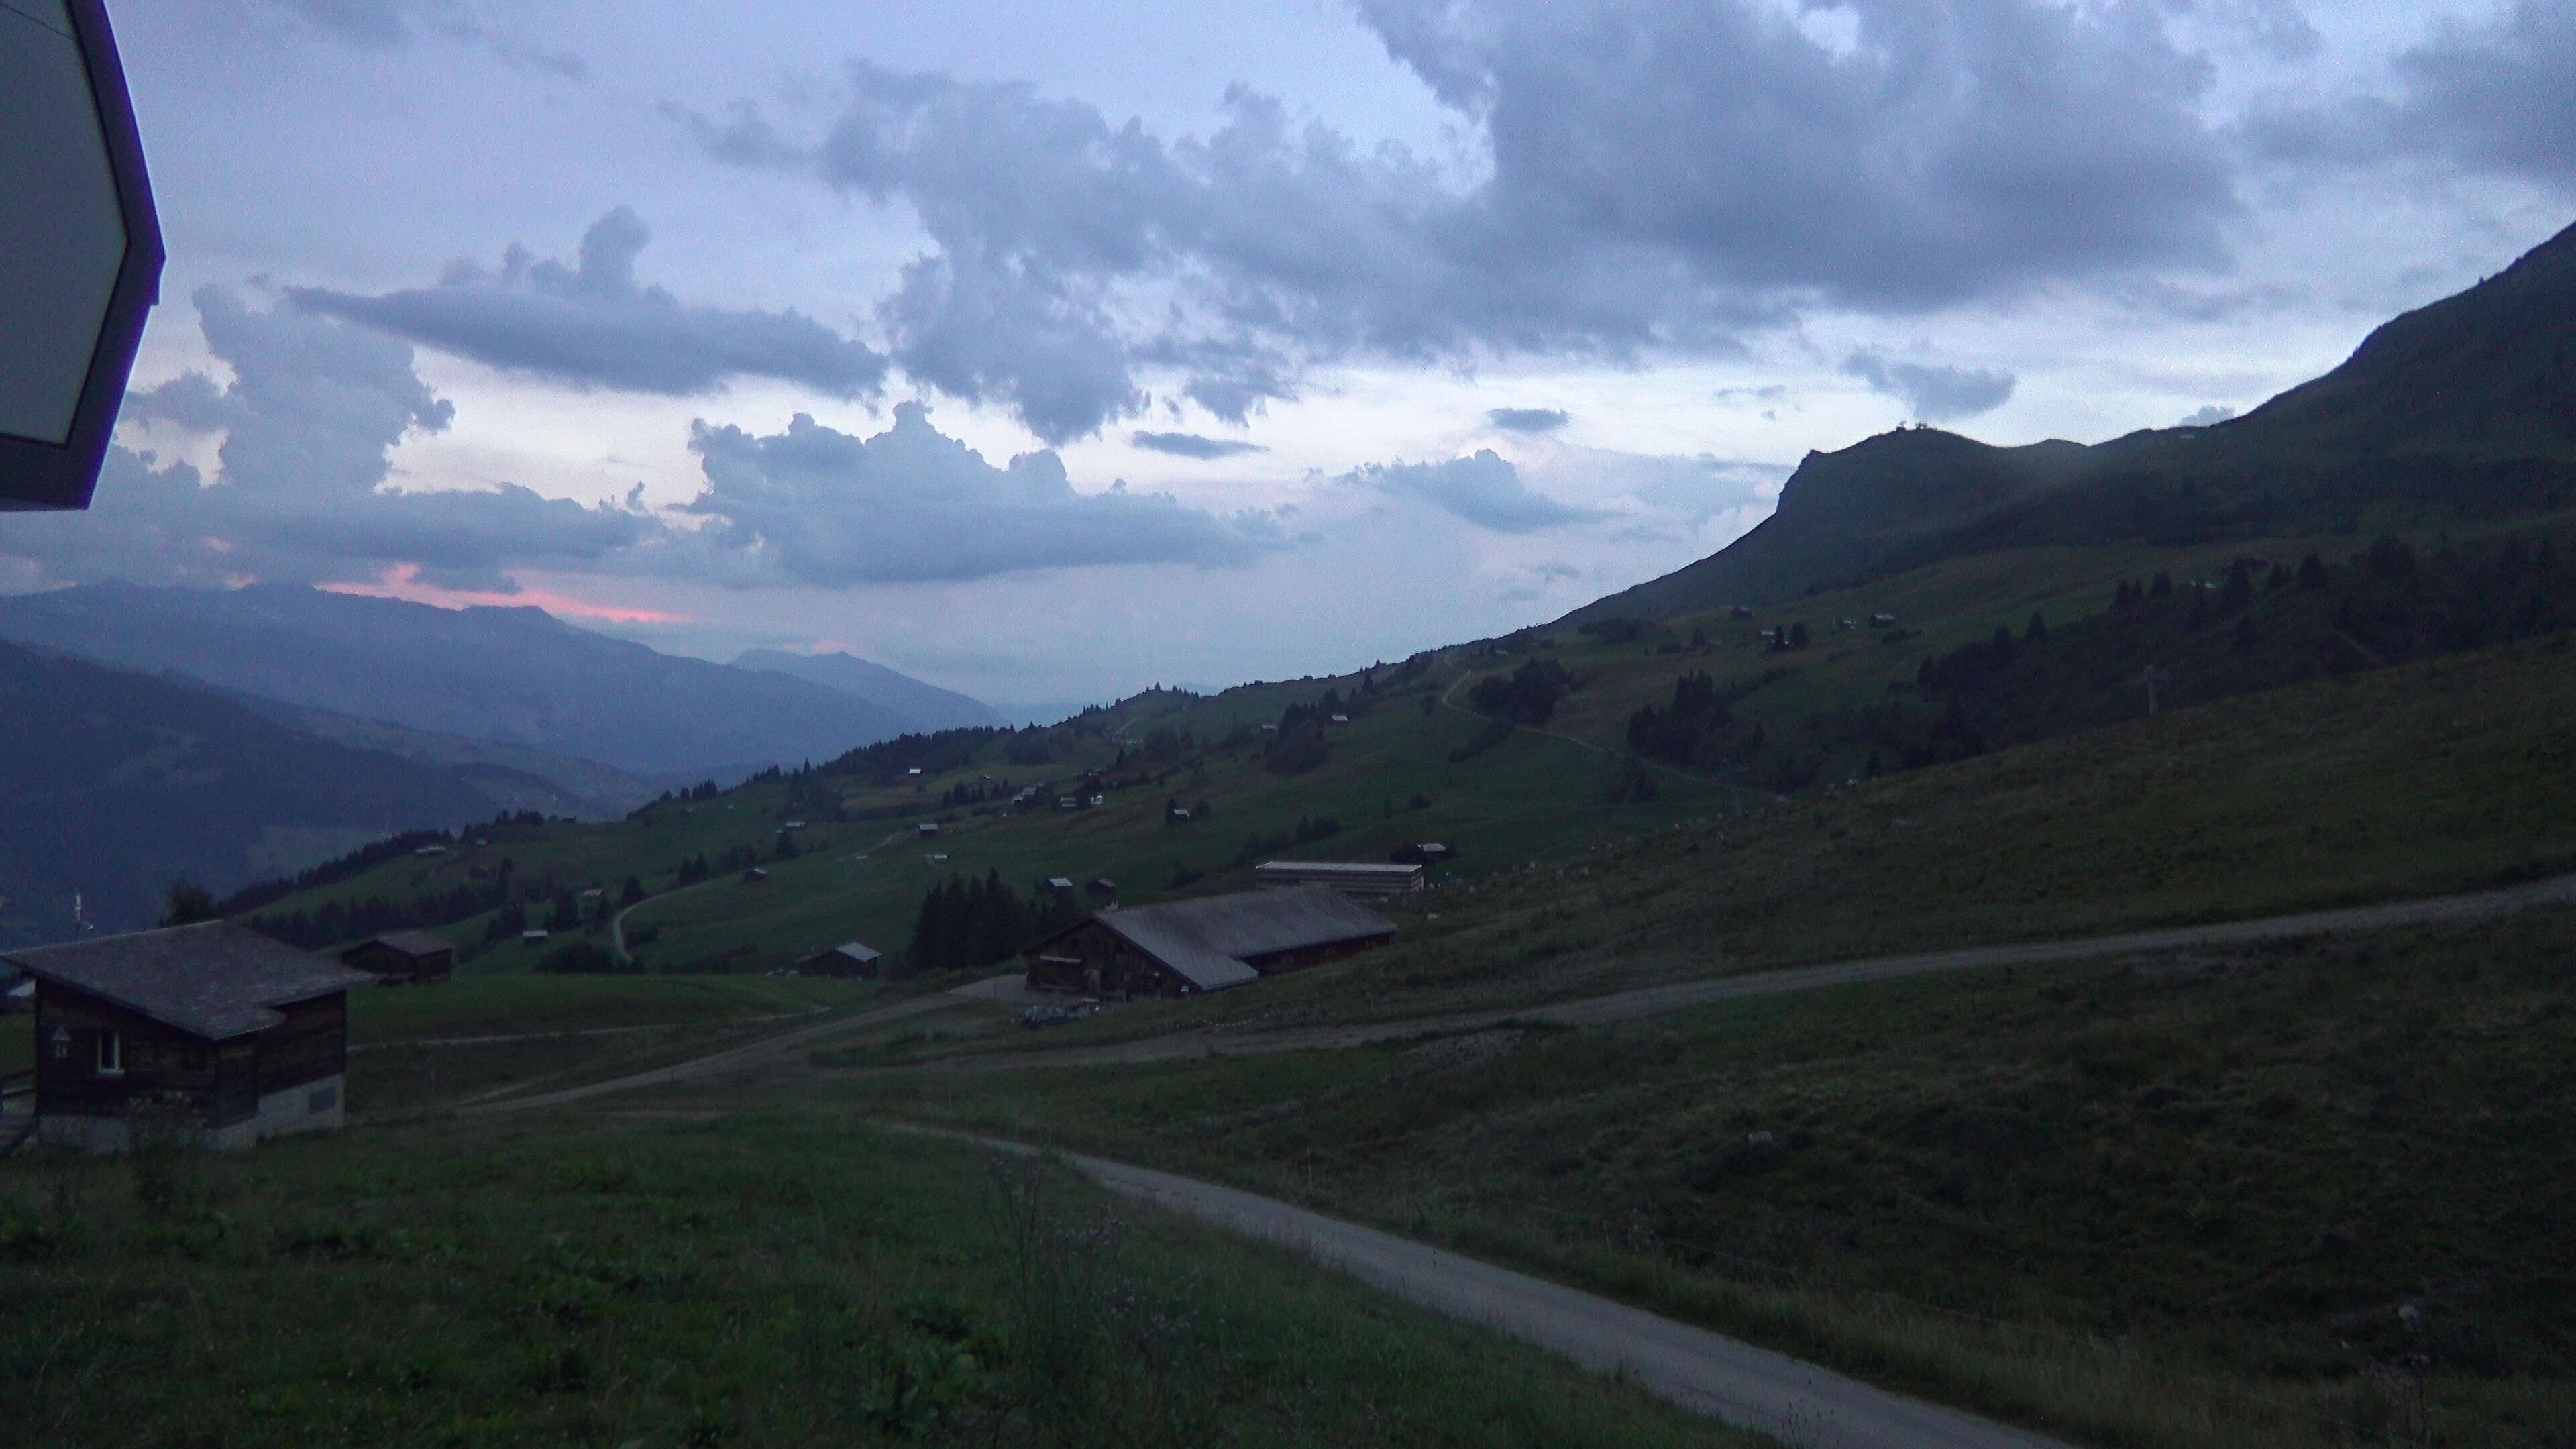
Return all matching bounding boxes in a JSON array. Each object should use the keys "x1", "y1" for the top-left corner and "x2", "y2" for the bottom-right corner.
[{"x1": 2141, "y1": 664, "x2": 2168, "y2": 717}]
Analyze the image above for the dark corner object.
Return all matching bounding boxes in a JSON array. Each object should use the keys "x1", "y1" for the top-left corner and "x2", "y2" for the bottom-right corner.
[{"x1": 0, "y1": 0, "x2": 164, "y2": 513}]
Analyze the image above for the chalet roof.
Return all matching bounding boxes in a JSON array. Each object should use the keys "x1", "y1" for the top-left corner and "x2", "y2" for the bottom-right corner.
[
  {"x1": 803, "y1": 941, "x2": 880, "y2": 963},
  {"x1": 1092, "y1": 886, "x2": 1394, "y2": 991},
  {"x1": 5, "y1": 922, "x2": 374, "y2": 1040},
  {"x1": 358, "y1": 930, "x2": 455, "y2": 959}
]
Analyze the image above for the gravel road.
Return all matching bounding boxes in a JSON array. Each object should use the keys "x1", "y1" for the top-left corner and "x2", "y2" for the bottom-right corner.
[
  {"x1": 896, "y1": 870, "x2": 2576, "y2": 1075},
  {"x1": 925, "y1": 1128, "x2": 2074, "y2": 1449}
]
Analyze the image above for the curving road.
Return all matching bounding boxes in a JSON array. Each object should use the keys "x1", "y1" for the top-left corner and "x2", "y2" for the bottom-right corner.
[
  {"x1": 459, "y1": 871, "x2": 2576, "y2": 1444},
  {"x1": 915, "y1": 1127, "x2": 2072, "y2": 1449},
  {"x1": 869, "y1": 869, "x2": 2576, "y2": 1078}
]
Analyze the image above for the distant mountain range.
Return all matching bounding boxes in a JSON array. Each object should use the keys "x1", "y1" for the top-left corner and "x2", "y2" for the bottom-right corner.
[
  {"x1": 0, "y1": 584, "x2": 998, "y2": 782},
  {"x1": 0, "y1": 586, "x2": 1006, "y2": 942},
  {"x1": 733, "y1": 647, "x2": 1004, "y2": 732},
  {"x1": 0, "y1": 640, "x2": 505, "y2": 943},
  {"x1": 1572, "y1": 218, "x2": 2576, "y2": 624}
]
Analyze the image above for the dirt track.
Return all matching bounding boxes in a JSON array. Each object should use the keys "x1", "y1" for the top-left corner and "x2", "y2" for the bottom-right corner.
[
  {"x1": 458, "y1": 873, "x2": 2576, "y2": 1444},
  {"x1": 875, "y1": 869, "x2": 2576, "y2": 1076},
  {"x1": 479, "y1": 871, "x2": 2576, "y2": 1104},
  {"x1": 916, "y1": 1127, "x2": 2073, "y2": 1449}
]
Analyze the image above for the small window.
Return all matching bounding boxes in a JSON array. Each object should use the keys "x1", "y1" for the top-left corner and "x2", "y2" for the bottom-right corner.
[{"x1": 95, "y1": 1031, "x2": 123, "y2": 1077}]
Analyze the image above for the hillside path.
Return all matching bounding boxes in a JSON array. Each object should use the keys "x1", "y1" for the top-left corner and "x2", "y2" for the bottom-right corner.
[
  {"x1": 460, "y1": 992, "x2": 960, "y2": 1115},
  {"x1": 869, "y1": 869, "x2": 2576, "y2": 1077},
  {"x1": 907, "y1": 1126, "x2": 2071, "y2": 1449}
]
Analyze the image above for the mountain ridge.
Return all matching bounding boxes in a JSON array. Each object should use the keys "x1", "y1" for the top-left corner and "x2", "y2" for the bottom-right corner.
[
  {"x1": 0, "y1": 583, "x2": 924, "y2": 778},
  {"x1": 0, "y1": 639, "x2": 505, "y2": 944},
  {"x1": 732, "y1": 647, "x2": 1004, "y2": 733},
  {"x1": 1568, "y1": 217, "x2": 2576, "y2": 625}
]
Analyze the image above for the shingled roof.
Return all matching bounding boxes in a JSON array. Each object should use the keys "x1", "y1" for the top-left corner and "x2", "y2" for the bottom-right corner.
[
  {"x1": 1093, "y1": 886, "x2": 1395, "y2": 991},
  {"x1": 5, "y1": 922, "x2": 375, "y2": 1040},
  {"x1": 359, "y1": 930, "x2": 455, "y2": 959}
]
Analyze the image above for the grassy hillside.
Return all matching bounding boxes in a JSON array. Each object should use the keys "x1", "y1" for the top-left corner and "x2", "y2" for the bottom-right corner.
[
  {"x1": 229, "y1": 656, "x2": 1729, "y2": 977},
  {"x1": 0, "y1": 1114, "x2": 1760, "y2": 1448},
  {"x1": 837, "y1": 627, "x2": 2576, "y2": 1065},
  {"x1": 221, "y1": 508, "x2": 2576, "y2": 1000},
  {"x1": 851, "y1": 907, "x2": 2576, "y2": 1449}
]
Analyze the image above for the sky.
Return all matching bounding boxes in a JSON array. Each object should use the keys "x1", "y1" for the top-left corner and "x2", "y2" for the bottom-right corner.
[{"x1": 3, "y1": 0, "x2": 2570, "y2": 716}]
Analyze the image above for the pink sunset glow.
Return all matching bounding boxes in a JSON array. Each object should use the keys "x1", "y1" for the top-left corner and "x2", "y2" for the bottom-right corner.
[{"x1": 321, "y1": 565, "x2": 692, "y2": 625}]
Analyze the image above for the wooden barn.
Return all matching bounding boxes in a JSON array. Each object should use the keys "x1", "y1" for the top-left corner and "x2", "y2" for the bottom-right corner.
[
  {"x1": 5, "y1": 922, "x2": 374, "y2": 1152},
  {"x1": 1024, "y1": 886, "x2": 1396, "y2": 999},
  {"x1": 339, "y1": 929, "x2": 455, "y2": 985},
  {"x1": 1250, "y1": 859, "x2": 1426, "y2": 896},
  {"x1": 796, "y1": 941, "x2": 883, "y2": 978}
]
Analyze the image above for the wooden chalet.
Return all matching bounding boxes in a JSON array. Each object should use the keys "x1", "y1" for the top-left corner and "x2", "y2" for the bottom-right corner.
[
  {"x1": 796, "y1": 941, "x2": 883, "y2": 979},
  {"x1": 5, "y1": 922, "x2": 374, "y2": 1152},
  {"x1": 1024, "y1": 886, "x2": 1396, "y2": 999},
  {"x1": 339, "y1": 929, "x2": 454, "y2": 985}
]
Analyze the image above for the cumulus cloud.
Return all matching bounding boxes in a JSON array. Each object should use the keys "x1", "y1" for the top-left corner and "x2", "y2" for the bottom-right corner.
[
  {"x1": 0, "y1": 288, "x2": 650, "y2": 591},
  {"x1": 1841, "y1": 351, "x2": 2017, "y2": 421},
  {"x1": 876, "y1": 252, "x2": 1140, "y2": 445},
  {"x1": 1131, "y1": 431, "x2": 1267, "y2": 460},
  {"x1": 2178, "y1": 403, "x2": 2238, "y2": 427},
  {"x1": 292, "y1": 208, "x2": 885, "y2": 399},
  {"x1": 4, "y1": 290, "x2": 1285, "y2": 595},
  {"x1": 688, "y1": 3, "x2": 2244, "y2": 441},
  {"x1": 1352, "y1": 451, "x2": 1607, "y2": 533},
  {"x1": 1486, "y1": 407, "x2": 1569, "y2": 433},
  {"x1": 680, "y1": 402, "x2": 1283, "y2": 585}
]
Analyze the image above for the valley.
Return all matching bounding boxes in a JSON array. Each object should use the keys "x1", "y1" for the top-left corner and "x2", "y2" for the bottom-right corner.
[{"x1": 7, "y1": 220, "x2": 2576, "y2": 1448}]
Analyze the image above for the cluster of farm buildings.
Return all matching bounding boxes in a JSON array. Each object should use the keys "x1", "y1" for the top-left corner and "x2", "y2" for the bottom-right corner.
[{"x1": 0, "y1": 849, "x2": 1437, "y2": 1155}]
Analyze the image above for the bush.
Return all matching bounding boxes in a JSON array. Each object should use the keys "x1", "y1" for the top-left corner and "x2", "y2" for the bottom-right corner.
[
  {"x1": 1260, "y1": 729, "x2": 1328, "y2": 776},
  {"x1": 1466, "y1": 659, "x2": 1572, "y2": 724}
]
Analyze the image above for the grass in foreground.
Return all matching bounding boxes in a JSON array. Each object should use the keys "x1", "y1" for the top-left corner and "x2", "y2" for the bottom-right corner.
[
  {"x1": 0, "y1": 1112, "x2": 1767, "y2": 1449},
  {"x1": 837, "y1": 907, "x2": 2576, "y2": 1449}
]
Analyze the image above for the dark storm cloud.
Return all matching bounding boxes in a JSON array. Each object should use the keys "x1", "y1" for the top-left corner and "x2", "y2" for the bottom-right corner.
[
  {"x1": 2392, "y1": 3, "x2": 2576, "y2": 186},
  {"x1": 1131, "y1": 432, "x2": 1268, "y2": 460},
  {"x1": 1360, "y1": 0, "x2": 2239, "y2": 305},
  {"x1": 692, "y1": 3, "x2": 2243, "y2": 442},
  {"x1": 292, "y1": 208, "x2": 886, "y2": 399},
  {"x1": 680, "y1": 403, "x2": 1283, "y2": 585},
  {"x1": 1486, "y1": 407, "x2": 1569, "y2": 433},
  {"x1": 1841, "y1": 352, "x2": 2017, "y2": 421},
  {"x1": 0, "y1": 288, "x2": 650, "y2": 591},
  {"x1": 2248, "y1": 3, "x2": 2576, "y2": 191},
  {"x1": 1352, "y1": 451, "x2": 1606, "y2": 533}
]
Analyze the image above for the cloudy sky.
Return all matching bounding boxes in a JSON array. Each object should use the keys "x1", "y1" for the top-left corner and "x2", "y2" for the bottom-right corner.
[{"x1": 5, "y1": 0, "x2": 2569, "y2": 714}]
